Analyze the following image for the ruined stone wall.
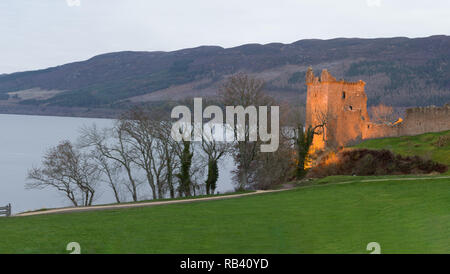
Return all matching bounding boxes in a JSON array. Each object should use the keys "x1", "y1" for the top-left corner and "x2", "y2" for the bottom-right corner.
[
  {"x1": 397, "y1": 105, "x2": 450, "y2": 136},
  {"x1": 305, "y1": 67, "x2": 450, "y2": 149},
  {"x1": 362, "y1": 122, "x2": 399, "y2": 140},
  {"x1": 363, "y1": 105, "x2": 450, "y2": 139}
]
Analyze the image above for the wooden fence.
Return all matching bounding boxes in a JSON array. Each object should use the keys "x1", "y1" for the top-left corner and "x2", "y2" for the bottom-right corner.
[{"x1": 0, "y1": 204, "x2": 11, "y2": 217}]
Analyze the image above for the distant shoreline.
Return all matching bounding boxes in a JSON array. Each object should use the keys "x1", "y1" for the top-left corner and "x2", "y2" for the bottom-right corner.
[{"x1": 0, "y1": 103, "x2": 122, "y2": 119}]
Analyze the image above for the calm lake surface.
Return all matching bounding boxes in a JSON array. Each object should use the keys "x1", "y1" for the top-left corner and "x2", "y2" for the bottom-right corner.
[{"x1": 0, "y1": 114, "x2": 235, "y2": 214}]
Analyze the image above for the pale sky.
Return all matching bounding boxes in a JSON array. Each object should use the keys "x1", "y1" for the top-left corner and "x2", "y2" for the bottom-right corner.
[{"x1": 1, "y1": 0, "x2": 449, "y2": 74}]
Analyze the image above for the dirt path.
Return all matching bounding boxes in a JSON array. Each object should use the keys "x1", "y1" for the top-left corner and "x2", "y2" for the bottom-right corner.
[
  {"x1": 16, "y1": 189, "x2": 287, "y2": 217},
  {"x1": 15, "y1": 176, "x2": 450, "y2": 217}
]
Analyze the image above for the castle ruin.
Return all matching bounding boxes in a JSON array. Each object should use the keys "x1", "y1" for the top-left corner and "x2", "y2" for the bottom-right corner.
[{"x1": 305, "y1": 67, "x2": 450, "y2": 150}]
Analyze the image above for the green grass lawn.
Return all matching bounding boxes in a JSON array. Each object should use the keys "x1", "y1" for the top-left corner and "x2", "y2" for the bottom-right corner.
[
  {"x1": 1, "y1": 177, "x2": 449, "y2": 254},
  {"x1": 353, "y1": 130, "x2": 450, "y2": 167}
]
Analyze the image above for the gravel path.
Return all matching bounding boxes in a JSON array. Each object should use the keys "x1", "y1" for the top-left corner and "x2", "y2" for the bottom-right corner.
[
  {"x1": 15, "y1": 176, "x2": 450, "y2": 217},
  {"x1": 16, "y1": 189, "x2": 287, "y2": 217}
]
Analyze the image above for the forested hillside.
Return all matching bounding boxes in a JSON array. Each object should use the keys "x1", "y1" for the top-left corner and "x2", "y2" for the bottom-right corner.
[{"x1": 0, "y1": 35, "x2": 449, "y2": 114}]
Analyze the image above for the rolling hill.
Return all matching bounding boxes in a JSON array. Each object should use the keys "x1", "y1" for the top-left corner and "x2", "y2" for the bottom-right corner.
[{"x1": 0, "y1": 35, "x2": 450, "y2": 117}]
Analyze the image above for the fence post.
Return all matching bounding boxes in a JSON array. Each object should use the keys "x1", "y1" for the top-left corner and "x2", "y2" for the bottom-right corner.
[{"x1": 7, "y1": 203, "x2": 11, "y2": 217}]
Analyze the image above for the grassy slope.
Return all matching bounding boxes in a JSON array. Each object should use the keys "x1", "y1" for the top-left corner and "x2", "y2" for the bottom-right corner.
[
  {"x1": 353, "y1": 130, "x2": 450, "y2": 167},
  {"x1": 1, "y1": 178, "x2": 449, "y2": 254}
]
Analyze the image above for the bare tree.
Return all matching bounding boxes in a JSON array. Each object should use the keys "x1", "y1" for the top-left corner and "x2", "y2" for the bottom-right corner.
[
  {"x1": 190, "y1": 141, "x2": 206, "y2": 196},
  {"x1": 155, "y1": 120, "x2": 179, "y2": 198},
  {"x1": 79, "y1": 123, "x2": 140, "y2": 202},
  {"x1": 119, "y1": 109, "x2": 160, "y2": 199},
  {"x1": 120, "y1": 108, "x2": 186, "y2": 200},
  {"x1": 219, "y1": 73, "x2": 271, "y2": 107},
  {"x1": 253, "y1": 138, "x2": 294, "y2": 189},
  {"x1": 307, "y1": 106, "x2": 337, "y2": 150},
  {"x1": 27, "y1": 140, "x2": 99, "y2": 207},
  {"x1": 89, "y1": 148, "x2": 123, "y2": 203},
  {"x1": 250, "y1": 101, "x2": 297, "y2": 189},
  {"x1": 201, "y1": 124, "x2": 230, "y2": 194},
  {"x1": 218, "y1": 73, "x2": 274, "y2": 190},
  {"x1": 285, "y1": 104, "x2": 331, "y2": 178}
]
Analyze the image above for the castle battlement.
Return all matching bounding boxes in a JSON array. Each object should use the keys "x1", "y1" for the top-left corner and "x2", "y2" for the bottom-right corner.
[
  {"x1": 406, "y1": 104, "x2": 450, "y2": 114},
  {"x1": 306, "y1": 67, "x2": 365, "y2": 86}
]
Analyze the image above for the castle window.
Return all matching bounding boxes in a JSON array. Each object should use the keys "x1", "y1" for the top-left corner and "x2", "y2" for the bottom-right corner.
[
  {"x1": 349, "y1": 105, "x2": 353, "y2": 110},
  {"x1": 342, "y1": 92, "x2": 346, "y2": 99}
]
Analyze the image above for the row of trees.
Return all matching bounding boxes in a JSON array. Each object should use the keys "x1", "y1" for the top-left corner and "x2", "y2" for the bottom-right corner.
[
  {"x1": 26, "y1": 73, "x2": 316, "y2": 207},
  {"x1": 26, "y1": 109, "x2": 230, "y2": 206}
]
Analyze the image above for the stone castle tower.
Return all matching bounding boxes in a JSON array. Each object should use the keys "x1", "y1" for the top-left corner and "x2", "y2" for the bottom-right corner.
[
  {"x1": 305, "y1": 67, "x2": 370, "y2": 150},
  {"x1": 305, "y1": 67, "x2": 450, "y2": 151}
]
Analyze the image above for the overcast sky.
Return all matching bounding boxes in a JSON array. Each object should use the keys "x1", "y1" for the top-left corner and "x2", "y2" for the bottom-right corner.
[{"x1": 1, "y1": 0, "x2": 449, "y2": 74}]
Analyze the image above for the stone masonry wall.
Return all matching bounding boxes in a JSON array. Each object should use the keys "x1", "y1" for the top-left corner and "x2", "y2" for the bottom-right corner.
[{"x1": 397, "y1": 105, "x2": 450, "y2": 136}]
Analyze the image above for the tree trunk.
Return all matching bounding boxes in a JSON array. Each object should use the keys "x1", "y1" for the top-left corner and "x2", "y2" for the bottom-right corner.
[
  {"x1": 68, "y1": 192, "x2": 78, "y2": 207},
  {"x1": 147, "y1": 173, "x2": 157, "y2": 200},
  {"x1": 112, "y1": 185, "x2": 121, "y2": 204},
  {"x1": 239, "y1": 169, "x2": 248, "y2": 191},
  {"x1": 167, "y1": 157, "x2": 175, "y2": 199},
  {"x1": 125, "y1": 167, "x2": 138, "y2": 201}
]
